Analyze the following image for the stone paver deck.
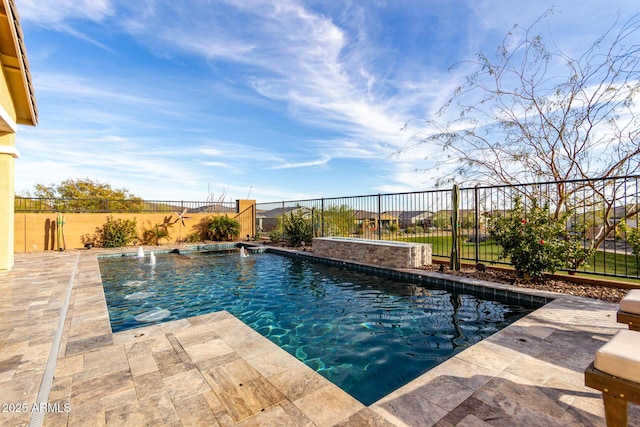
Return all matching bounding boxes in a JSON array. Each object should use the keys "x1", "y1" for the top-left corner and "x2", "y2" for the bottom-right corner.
[{"x1": 0, "y1": 250, "x2": 639, "y2": 426}]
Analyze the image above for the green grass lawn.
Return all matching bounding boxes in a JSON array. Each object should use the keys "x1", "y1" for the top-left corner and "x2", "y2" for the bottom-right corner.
[
  {"x1": 399, "y1": 235, "x2": 503, "y2": 261},
  {"x1": 586, "y1": 250, "x2": 640, "y2": 277},
  {"x1": 397, "y1": 234, "x2": 640, "y2": 279}
]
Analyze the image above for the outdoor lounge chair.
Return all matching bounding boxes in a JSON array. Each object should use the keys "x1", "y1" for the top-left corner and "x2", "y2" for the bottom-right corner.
[
  {"x1": 584, "y1": 329, "x2": 640, "y2": 426},
  {"x1": 617, "y1": 289, "x2": 640, "y2": 331}
]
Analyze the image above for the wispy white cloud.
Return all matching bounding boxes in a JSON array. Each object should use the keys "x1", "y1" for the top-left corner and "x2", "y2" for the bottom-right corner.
[
  {"x1": 113, "y1": 1, "x2": 412, "y2": 149},
  {"x1": 35, "y1": 72, "x2": 169, "y2": 107},
  {"x1": 14, "y1": 0, "x2": 640, "y2": 201},
  {"x1": 18, "y1": 0, "x2": 114, "y2": 24},
  {"x1": 17, "y1": 0, "x2": 116, "y2": 48},
  {"x1": 268, "y1": 155, "x2": 331, "y2": 170}
]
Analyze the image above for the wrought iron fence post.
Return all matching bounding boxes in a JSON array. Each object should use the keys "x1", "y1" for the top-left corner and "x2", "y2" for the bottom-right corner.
[
  {"x1": 321, "y1": 198, "x2": 325, "y2": 237},
  {"x1": 281, "y1": 201, "x2": 285, "y2": 242},
  {"x1": 474, "y1": 185, "x2": 480, "y2": 263},
  {"x1": 377, "y1": 193, "x2": 382, "y2": 240}
]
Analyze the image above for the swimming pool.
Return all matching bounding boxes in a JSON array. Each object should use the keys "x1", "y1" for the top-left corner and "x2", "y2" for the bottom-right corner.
[{"x1": 99, "y1": 249, "x2": 543, "y2": 405}]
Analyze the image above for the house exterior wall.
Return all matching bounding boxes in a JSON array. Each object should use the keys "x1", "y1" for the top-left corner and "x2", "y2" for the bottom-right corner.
[
  {"x1": 0, "y1": 134, "x2": 17, "y2": 270},
  {"x1": 0, "y1": 63, "x2": 18, "y2": 271},
  {"x1": 0, "y1": 0, "x2": 37, "y2": 271}
]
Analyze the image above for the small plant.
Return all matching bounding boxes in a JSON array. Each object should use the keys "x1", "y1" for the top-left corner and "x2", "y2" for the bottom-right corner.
[
  {"x1": 284, "y1": 211, "x2": 312, "y2": 246},
  {"x1": 268, "y1": 229, "x2": 282, "y2": 243},
  {"x1": 99, "y1": 216, "x2": 138, "y2": 248},
  {"x1": 620, "y1": 221, "x2": 640, "y2": 256},
  {"x1": 208, "y1": 215, "x2": 241, "y2": 241},
  {"x1": 180, "y1": 232, "x2": 202, "y2": 243},
  {"x1": 487, "y1": 198, "x2": 569, "y2": 279},
  {"x1": 81, "y1": 233, "x2": 98, "y2": 247},
  {"x1": 141, "y1": 216, "x2": 175, "y2": 245},
  {"x1": 142, "y1": 224, "x2": 170, "y2": 245}
]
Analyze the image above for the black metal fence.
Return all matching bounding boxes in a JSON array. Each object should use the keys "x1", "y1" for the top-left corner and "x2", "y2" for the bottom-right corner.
[
  {"x1": 257, "y1": 175, "x2": 640, "y2": 279},
  {"x1": 14, "y1": 197, "x2": 237, "y2": 214}
]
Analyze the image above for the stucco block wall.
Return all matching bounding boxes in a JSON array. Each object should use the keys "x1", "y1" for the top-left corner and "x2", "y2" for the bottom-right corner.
[
  {"x1": 312, "y1": 238, "x2": 432, "y2": 269},
  {"x1": 14, "y1": 201, "x2": 256, "y2": 252}
]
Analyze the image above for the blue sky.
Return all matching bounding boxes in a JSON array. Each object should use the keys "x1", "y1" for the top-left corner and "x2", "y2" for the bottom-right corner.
[{"x1": 13, "y1": 0, "x2": 639, "y2": 202}]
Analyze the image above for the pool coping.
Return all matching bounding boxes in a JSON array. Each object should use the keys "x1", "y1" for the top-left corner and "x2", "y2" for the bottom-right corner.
[{"x1": 1, "y1": 247, "x2": 637, "y2": 426}]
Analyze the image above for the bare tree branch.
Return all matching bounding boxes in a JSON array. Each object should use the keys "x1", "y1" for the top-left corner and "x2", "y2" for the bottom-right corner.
[{"x1": 401, "y1": 11, "x2": 640, "y2": 261}]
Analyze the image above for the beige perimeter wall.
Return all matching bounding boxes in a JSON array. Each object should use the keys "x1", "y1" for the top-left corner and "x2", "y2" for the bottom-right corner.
[{"x1": 14, "y1": 200, "x2": 256, "y2": 253}]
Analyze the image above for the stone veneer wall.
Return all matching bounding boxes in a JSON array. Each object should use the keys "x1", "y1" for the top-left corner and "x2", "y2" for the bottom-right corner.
[{"x1": 312, "y1": 237, "x2": 432, "y2": 269}]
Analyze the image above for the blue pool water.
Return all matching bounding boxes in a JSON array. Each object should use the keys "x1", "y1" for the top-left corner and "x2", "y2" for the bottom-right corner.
[{"x1": 99, "y1": 250, "x2": 538, "y2": 405}]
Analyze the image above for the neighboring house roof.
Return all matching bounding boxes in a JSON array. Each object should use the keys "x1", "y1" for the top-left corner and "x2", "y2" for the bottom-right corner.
[
  {"x1": 396, "y1": 210, "x2": 435, "y2": 220},
  {"x1": 0, "y1": 0, "x2": 37, "y2": 129},
  {"x1": 354, "y1": 210, "x2": 378, "y2": 220},
  {"x1": 354, "y1": 210, "x2": 398, "y2": 221},
  {"x1": 612, "y1": 205, "x2": 640, "y2": 220},
  {"x1": 434, "y1": 209, "x2": 476, "y2": 216},
  {"x1": 259, "y1": 206, "x2": 312, "y2": 219}
]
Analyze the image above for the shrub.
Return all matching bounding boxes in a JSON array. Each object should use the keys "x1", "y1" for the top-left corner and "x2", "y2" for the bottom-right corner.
[
  {"x1": 284, "y1": 211, "x2": 313, "y2": 246},
  {"x1": 487, "y1": 198, "x2": 569, "y2": 279},
  {"x1": 405, "y1": 225, "x2": 424, "y2": 234},
  {"x1": 208, "y1": 215, "x2": 241, "y2": 241},
  {"x1": 81, "y1": 233, "x2": 98, "y2": 247},
  {"x1": 180, "y1": 232, "x2": 202, "y2": 243},
  {"x1": 620, "y1": 221, "x2": 640, "y2": 256},
  {"x1": 99, "y1": 216, "x2": 138, "y2": 248},
  {"x1": 268, "y1": 229, "x2": 283, "y2": 243},
  {"x1": 142, "y1": 224, "x2": 170, "y2": 245}
]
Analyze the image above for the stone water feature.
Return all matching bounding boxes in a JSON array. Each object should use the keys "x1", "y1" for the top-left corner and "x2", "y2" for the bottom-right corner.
[{"x1": 312, "y1": 237, "x2": 432, "y2": 269}]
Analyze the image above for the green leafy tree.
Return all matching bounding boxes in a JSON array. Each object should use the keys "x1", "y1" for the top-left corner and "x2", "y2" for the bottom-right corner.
[
  {"x1": 432, "y1": 212, "x2": 450, "y2": 230},
  {"x1": 99, "y1": 216, "x2": 138, "y2": 248},
  {"x1": 312, "y1": 205, "x2": 356, "y2": 237},
  {"x1": 208, "y1": 215, "x2": 241, "y2": 241},
  {"x1": 30, "y1": 178, "x2": 144, "y2": 212}
]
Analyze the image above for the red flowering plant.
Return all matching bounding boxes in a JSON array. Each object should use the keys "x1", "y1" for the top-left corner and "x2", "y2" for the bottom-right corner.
[{"x1": 487, "y1": 197, "x2": 572, "y2": 280}]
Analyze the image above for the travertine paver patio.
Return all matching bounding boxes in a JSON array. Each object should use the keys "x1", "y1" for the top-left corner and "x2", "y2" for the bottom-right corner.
[{"x1": 0, "y1": 250, "x2": 638, "y2": 426}]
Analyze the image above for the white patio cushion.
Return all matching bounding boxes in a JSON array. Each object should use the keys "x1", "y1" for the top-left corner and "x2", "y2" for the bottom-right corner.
[
  {"x1": 620, "y1": 289, "x2": 640, "y2": 314},
  {"x1": 594, "y1": 329, "x2": 640, "y2": 384}
]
